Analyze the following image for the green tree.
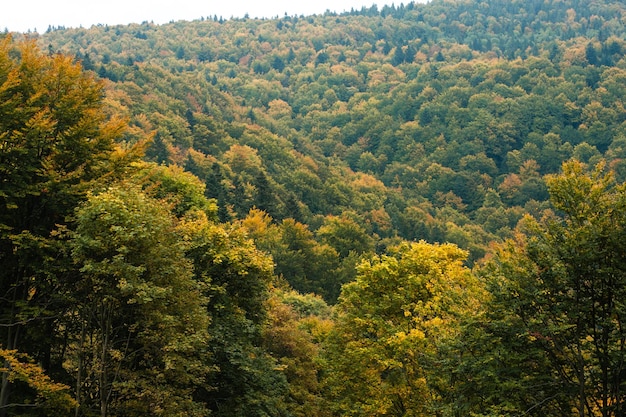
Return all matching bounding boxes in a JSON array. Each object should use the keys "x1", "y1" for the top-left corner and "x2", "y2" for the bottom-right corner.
[
  {"x1": 69, "y1": 186, "x2": 210, "y2": 417},
  {"x1": 145, "y1": 132, "x2": 171, "y2": 164},
  {"x1": 275, "y1": 219, "x2": 340, "y2": 301},
  {"x1": 586, "y1": 42, "x2": 599, "y2": 66},
  {"x1": 183, "y1": 209, "x2": 287, "y2": 417},
  {"x1": 316, "y1": 215, "x2": 374, "y2": 258},
  {"x1": 132, "y1": 162, "x2": 218, "y2": 219},
  {"x1": 271, "y1": 55, "x2": 285, "y2": 72},
  {"x1": 254, "y1": 170, "x2": 279, "y2": 219},
  {"x1": 391, "y1": 46, "x2": 405, "y2": 66},
  {"x1": 478, "y1": 161, "x2": 626, "y2": 416},
  {"x1": 262, "y1": 289, "x2": 333, "y2": 417}
]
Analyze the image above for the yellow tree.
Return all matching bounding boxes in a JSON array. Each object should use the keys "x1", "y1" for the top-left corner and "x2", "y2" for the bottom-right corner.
[
  {"x1": 0, "y1": 349, "x2": 76, "y2": 416},
  {"x1": 0, "y1": 37, "x2": 137, "y2": 415},
  {"x1": 322, "y1": 241, "x2": 484, "y2": 416}
]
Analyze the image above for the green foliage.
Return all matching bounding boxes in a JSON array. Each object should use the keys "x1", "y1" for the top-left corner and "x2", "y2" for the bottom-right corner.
[
  {"x1": 182, "y1": 208, "x2": 287, "y2": 416},
  {"x1": 316, "y1": 214, "x2": 375, "y2": 258},
  {"x1": 35, "y1": 0, "x2": 626, "y2": 264},
  {"x1": 474, "y1": 161, "x2": 626, "y2": 415},
  {"x1": 132, "y1": 162, "x2": 218, "y2": 219},
  {"x1": 0, "y1": 38, "x2": 292, "y2": 417},
  {"x1": 7, "y1": 1, "x2": 626, "y2": 415},
  {"x1": 240, "y1": 209, "x2": 373, "y2": 302},
  {"x1": 0, "y1": 37, "x2": 139, "y2": 416},
  {"x1": 70, "y1": 185, "x2": 211, "y2": 416},
  {"x1": 262, "y1": 289, "x2": 333, "y2": 417}
]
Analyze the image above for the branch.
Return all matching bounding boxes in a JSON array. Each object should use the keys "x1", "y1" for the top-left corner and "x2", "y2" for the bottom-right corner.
[
  {"x1": 0, "y1": 403, "x2": 38, "y2": 409},
  {"x1": 517, "y1": 394, "x2": 558, "y2": 416}
]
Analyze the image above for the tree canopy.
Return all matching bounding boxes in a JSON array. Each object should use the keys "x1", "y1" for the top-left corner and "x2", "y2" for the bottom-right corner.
[{"x1": 4, "y1": 0, "x2": 626, "y2": 414}]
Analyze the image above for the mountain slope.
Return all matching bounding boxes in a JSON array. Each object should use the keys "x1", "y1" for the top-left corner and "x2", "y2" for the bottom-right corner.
[{"x1": 30, "y1": 0, "x2": 626, "y2": 267}]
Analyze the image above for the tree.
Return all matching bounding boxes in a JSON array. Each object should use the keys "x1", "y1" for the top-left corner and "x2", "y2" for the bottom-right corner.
[
  {"x1": 585, "y1": 42, "x2": 599, "y2": 66},
  {"x1": 69, "y1": 185, "x2": 211, "y2": 417},
  {"x1": 316, "y1": 215, "x2": 374, "y2": 258},
  {"x1": 132, "y1": 162, "x2": 218, "y2": 219},
  {"x1": 145, "y1": 132, "x2": 171, "y2": 164},
  {"x1": 0, "y1": 37, "x2": 135, "y2": 415},
  {"x1": 323, "y1": 241, "x2": 484, "y2": 416},
  {"x1": 316, "y1": 51, "x2": 329, "y2": 65},
  {"x1": 262, "y1": 289, "x2": 333, "y2": 417},
  {"x1": 271, "y1": 55, "x2": 285, "y2": 72},
  {"x1": 183, "y1": 209, "x2": 287, "y2": 416},
  {"x1": 391, "y1": 46, "x2": 405, "y2": 66},
  {"x1": 479, "y1": 161, "x2": 626, "y2": 416},
  {"x1": 254, "y1": 170, "x2": 279, "y2": 219},
  {"x1": 274, "y1": 219, "x2": 341, "y2": 301},
  {"x1": 0, "y1": 348, "x2": 76, "y2": 416}
]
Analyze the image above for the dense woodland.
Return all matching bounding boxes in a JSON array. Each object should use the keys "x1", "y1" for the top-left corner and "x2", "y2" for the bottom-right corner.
[{"x1": 2, "y1": 0, "x2": 626, "y2": 415}]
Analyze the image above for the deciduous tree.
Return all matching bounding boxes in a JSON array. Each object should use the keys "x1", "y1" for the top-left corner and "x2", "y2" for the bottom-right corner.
[
  {"x1": 478, "y1": 161, "x2": 626, "y2": 416},
  {"x1": 0, "y1": 37, "x2": 136, "y2": 415},
  {"x1": 323, "y1": 241, "x2": 484, "y2": 416}
]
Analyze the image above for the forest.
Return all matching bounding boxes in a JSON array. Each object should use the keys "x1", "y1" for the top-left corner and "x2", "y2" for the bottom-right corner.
[{"x1": 2, "y1": 0, "x2": 626, "y2": 415}]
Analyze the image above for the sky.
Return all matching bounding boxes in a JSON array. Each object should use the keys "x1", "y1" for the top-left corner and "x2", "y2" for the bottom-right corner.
[{"x1": 3, "y1": 0, "x2": 401, "y2": 33}]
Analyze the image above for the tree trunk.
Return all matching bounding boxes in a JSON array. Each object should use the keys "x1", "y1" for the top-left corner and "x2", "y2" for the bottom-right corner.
[
  {"x1": 100, "y1": 305, "x2": 110, "y2": 417},
  {"x1": 0, "y1": 368, "x2": 10, "y2": 417},
  {"x1": 75, "y1": 320, "x2": 86, "y2": 417},
  {"x1": 0, "y1": 295, "x2": 20, "y2": 417},
  {"x1": 578, "y1": 335, "x2": 586, "y2": 417}
]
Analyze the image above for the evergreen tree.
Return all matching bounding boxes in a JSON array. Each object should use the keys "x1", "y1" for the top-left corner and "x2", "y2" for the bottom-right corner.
[
  {"x1": 391, "y1": 45, "x2": 405, "y2": 66},
  {"x1": 585, "y1": 42, "x2": 599, "y2": 66},
  {"x1": 254, "y1": 170, "x2": 278, "y2": 219},
  {"x1": 205, "y1": 163, "x2": 232, "y2": 222},
  {"x1": 145, "y1": 132, "x2": 170, "y2": 164},
  {"x1": 271, "y1": 55, "x2": 285, "y2": 72}
]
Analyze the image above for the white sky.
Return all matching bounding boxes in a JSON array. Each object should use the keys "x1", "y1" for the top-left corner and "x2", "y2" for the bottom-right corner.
[{"x1": 3, "y1": 0, "x2": 403, "y2": 33}]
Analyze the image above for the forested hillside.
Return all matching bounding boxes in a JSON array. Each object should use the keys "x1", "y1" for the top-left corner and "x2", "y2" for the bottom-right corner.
[
  {"x1": 2, "y1": 0, "x2": 626, "y2": 415},
  {"x1": 35, "y1": 0, "x2": 626, "y2": 272}
]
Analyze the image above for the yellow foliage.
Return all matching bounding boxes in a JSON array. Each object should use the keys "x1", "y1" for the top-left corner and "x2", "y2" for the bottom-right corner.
[
  {"x1": 325, "y1": 240, "x2": 485, "y2": 416},
  {"x1": 0, "y1": 348, "x2": 77, "y2": 413}
]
